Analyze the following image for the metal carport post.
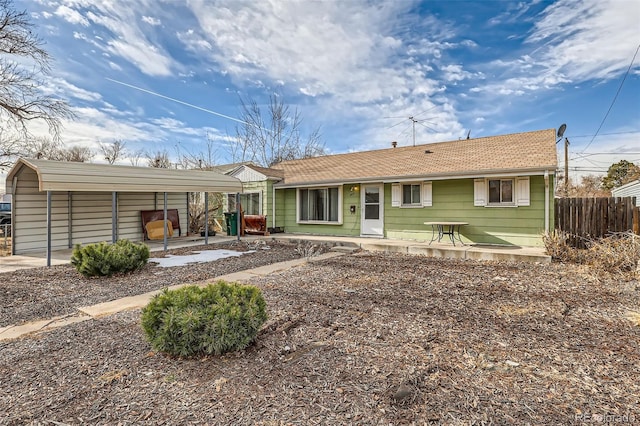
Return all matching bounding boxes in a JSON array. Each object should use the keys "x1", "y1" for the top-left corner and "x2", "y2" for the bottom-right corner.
[{"x1": 46, "y1": 191, "x2": 52, "y2": 267}]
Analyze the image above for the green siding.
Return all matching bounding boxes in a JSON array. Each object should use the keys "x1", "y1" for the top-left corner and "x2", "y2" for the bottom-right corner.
[
  {"x1": 241, "y1": 181, "x2": 275, "y2": 228},
  {"x1": 275, "y1": 176, "x2": 554, "y2": 246},
  {"x1": 275, "y1": 186, "x2": 360, "y2": 236}
]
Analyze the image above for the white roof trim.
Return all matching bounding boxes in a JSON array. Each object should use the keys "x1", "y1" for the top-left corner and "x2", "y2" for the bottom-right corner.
[
  {"x1": 274, "y1": 167, "x2": 554, "y2": 188},
  {"x1": 6, "y1": 158, "x2": 243, "y2": 193}
]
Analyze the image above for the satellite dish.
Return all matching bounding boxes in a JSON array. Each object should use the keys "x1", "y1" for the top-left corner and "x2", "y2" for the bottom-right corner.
[{"x1": 557, "y1": 123, "x2": 567, "y2": 139}]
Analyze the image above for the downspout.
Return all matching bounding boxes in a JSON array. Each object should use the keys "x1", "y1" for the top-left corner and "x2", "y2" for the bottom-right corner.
[
  {"x1": 544, "y1": 170, "x2": 550, "y2": 233},
  {"x1": 272, "y1": 184, "x2": 276, "y2": 230}
]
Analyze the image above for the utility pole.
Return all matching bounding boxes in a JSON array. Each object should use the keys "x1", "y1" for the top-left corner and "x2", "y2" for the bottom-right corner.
[
  {"x1": 409, "y1": 116, "x2": 417, "y2": 146},
  {"x1": 564, "y1": 137, "x2": 570, "y2": 196}
]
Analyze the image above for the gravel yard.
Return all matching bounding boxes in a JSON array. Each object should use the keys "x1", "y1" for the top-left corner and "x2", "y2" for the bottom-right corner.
[
  {"x1": 1, "y1": 246, "x2": 639, "y2": 424},
  {"x1": 0, "y1": 240, "x2": 304, "y2": 327}
]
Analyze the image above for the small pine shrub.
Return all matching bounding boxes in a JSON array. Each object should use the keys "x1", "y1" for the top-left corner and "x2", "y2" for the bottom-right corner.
[
  {"x1": 71, "y1": 239, "x2": 150, "y2": 277},
  {"x1": 141, "y1": 281, "x2": 267, "y2": 357}
]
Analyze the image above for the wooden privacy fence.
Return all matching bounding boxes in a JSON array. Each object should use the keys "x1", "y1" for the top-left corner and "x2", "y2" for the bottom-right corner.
[{"x1": 555, "y1": 197, "x2": 639, "y2": 248}]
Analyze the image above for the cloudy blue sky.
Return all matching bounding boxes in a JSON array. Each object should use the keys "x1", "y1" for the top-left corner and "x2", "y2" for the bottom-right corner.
[{"x1": 12, "y1": 0, "x2": 640, "y2": 179}]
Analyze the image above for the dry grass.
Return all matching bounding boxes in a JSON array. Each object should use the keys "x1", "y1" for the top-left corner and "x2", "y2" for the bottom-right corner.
[{"x1": 544, "y1": 230, "x2": 640, "y2": 278}]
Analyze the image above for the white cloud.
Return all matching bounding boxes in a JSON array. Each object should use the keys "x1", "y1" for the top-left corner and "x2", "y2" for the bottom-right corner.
[
  {"x1": 527, "y1": 0, "x2": 639, "y2": 82},
  {"x1": 74, "y1": 5, "x2": 176, "y2": 77},
  {"x1": 49, "y1": 78, "x2": 103, "y2": 102},
  {"x1": 142, "y1": 16, "x2": 161, "y2": 26},
  {"x1": 441, "y1": 64, "x2": 477, "y2": 82},
  {"x1": 178, "y1": 0, "x2": 468, "y2": 149},
  {"x1": 484, "y1": 0, "x2": 638, "y2": 98},
  {"x1": 54, "y1": 5, "x2": 89, "y2": 26}
]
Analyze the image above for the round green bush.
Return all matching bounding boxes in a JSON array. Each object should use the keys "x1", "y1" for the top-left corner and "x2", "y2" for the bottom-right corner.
[
  {"x1": 141, "y1": 281, "x2": 267, "y2": 357},
  {"x1": 71, "y1": 239, "x2": 150, "y2": 277}
]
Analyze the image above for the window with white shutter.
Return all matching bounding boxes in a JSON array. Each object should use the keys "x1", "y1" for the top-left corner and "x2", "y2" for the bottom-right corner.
[
  {"x1": 474, "y1": 179, "x2": 487, "y2": 206},
  {"x1": 391, "y1": 183, "x2": 401, "y2": 207},
  {"x1": 516, "y1": 177, "x2": 530, "y2": 206},
  {"x1": 422, "y1": 181, "x2": 432, "y2": 207}
]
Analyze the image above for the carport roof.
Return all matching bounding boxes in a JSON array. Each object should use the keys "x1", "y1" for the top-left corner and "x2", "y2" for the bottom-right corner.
[{"x1": 6, "y1": 158, "x2": 243, "y2": 193}]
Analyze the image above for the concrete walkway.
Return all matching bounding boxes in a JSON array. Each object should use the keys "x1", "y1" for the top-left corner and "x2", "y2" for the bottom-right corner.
[{"x1": 0, "y1": 251, "x2": 346, "y2": 341}]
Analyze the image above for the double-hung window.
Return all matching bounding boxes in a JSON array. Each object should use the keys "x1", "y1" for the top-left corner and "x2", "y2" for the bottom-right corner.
[
  {"x1": 227, "y1": 192, "x2": 261, "y2": 215},
  {"x1": 488, "y1": 179, "x2": 514, "y2": 205},
  {"x1": 475, "y1": 177, "x2": 529, "y2": 207},
  {"x1": 402, "y1": 184, "x2": 422, "y2": 206},
  {"x1": 298, "y1": 187, "x2": 340, "y2": 223},
  {"x1": 391, "y1": 182, "x2": 432, "y2": 207}
]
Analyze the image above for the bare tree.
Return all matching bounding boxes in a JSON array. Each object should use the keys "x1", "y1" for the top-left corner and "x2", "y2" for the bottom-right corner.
[
  {"x1": 176, "y1": 133, "x2": 220, "y2": 170},
  {"x1": 230, "y1": 94, "x2": 325, "y2": 167},
  {"x1": 146, "y1": 150, "x2": 171, "y2": 168},
  {"x1": 128, "y1": 149, "x2": 144, "y2": 167},
  {"x1": 18, "y1": 136, "x2": 92, "y2": 162},
  {"x1": 59, "y1": 145, "x2": 93, "y2": 162},
  {"x1": 564, "y1": 174, "x2": 611, "y2": 197},
  {"x1": 0, "y1": 0, "x2": 73, "y2": 142},
  {"x1": 100, "y1": 139, "x2": 126, "y2": 164},
  {"x1": 0, "y1": 129, "x2": 22, "y2": 169},
  {"x1": 22, "y1": 135, "x2": 62, "y2": 159}
]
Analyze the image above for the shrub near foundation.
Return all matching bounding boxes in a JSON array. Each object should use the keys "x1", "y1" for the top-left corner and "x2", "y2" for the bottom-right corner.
[
  {"x1": 71, "y1": 239, "x2": 150, "y2": 277},
  {"x1": 141, "y1": 281, "x2": 267, "y2": 357}
]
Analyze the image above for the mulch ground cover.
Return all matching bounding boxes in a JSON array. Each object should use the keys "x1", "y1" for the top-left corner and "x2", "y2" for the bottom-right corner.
[{"x1": 0, "y1": 249, "x2": 638, "y2": 425}]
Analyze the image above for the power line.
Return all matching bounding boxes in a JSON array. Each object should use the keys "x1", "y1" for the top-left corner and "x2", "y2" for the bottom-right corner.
[
  {"x1": 105, "y1": 78, "x2": 271, "y2": 132},
  {"x1": 569, "y1": 130, "x2": 640, "y2": 138},
  {"x1": 580, "y1": 43, "x2": 640, "y2": 153}
]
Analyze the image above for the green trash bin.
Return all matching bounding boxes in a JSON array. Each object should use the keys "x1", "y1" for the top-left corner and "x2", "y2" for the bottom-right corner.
[{"x1": 224, "y1": 212, "x2": 238, "y2": 236}]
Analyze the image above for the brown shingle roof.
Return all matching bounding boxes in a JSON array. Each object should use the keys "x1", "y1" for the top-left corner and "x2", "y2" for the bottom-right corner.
[
  {"x1": 245, "y1": 165, "x2": 285, "y2": 180},
  {"x1": 275, "y1": 129, "x2": 557, "y2": 186}
]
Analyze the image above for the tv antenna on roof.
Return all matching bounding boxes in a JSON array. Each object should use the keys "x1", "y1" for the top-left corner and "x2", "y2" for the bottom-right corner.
[{"x1": 384, "y1": 107, "x2": 437, "y2": 146}]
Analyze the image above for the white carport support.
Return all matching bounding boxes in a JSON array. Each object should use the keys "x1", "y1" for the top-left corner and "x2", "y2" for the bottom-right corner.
[
  {"x1": 68, "y1": 192, "x2": 73, "y2": 248},
  {"x1": 46, "y1": 191, "x2": 52, "y2": 267},
  {"x1": 112, "y1": 191, "x2": 118, "y2": 243},
  {"x1": 204, "y1": 192, "x2": 210, "y2": 244},
  {"x1": 236, "y1": 192, "x2": 241, "y2": 241},
  {"x1": 163, "y1": 192, "x2": 168, "y2": 251}
]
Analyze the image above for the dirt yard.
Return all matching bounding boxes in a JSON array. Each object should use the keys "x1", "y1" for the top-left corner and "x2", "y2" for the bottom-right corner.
[{"x1": 0, "y1": 246, "x2": 638, "y2": 425}]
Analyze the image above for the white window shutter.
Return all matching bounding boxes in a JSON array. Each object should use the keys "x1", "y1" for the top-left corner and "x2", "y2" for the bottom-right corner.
[
  {"x1": 422, "y1": 181, "x2": 432, "y2": 207},
  {"x1": 516, "y1": 177, "x2": 530, "y2": 206},
  {"x1": 391, "y1": 183, "x2": 401, "y2": 207},
  {"x1": 474, "y1": 179, "x2": 487, "y2": 206}
]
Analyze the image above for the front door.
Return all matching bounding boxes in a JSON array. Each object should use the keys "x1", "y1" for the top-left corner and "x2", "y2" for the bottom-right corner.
[{"x1": 361, "y1": 184, "x2": 384, "y2": 236}]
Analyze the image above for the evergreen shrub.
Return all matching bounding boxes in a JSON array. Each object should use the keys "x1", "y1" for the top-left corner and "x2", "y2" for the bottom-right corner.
[
  {"x1": 71, "y1": 239, "x2": 150, "y2": 277},
  {"x1": 141, "y1": 281, "x2": 267, "y2": 357}
]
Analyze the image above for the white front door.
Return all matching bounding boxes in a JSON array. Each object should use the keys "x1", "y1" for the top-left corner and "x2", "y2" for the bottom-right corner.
[{"x1": 361, "y1": 184, "x2": 384, "y2": 236}]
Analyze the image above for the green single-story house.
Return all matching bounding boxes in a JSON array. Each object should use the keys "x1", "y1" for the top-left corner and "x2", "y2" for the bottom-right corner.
[
  {"x1": 269, "y1": 129, "x2": 558, "y2": 247},
  {"x1": 222, "y1": 164, "x2": 284, "y2": 229}
]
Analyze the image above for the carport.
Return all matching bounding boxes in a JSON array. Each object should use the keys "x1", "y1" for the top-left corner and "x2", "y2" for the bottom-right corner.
[{"x1": 5, "y1": 158, "x2": 243, "y2": 266}]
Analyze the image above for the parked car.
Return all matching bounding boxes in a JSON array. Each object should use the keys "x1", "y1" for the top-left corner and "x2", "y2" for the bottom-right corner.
[{"x1": 0, "y1": 202, "x2": 11, "y2": 236}]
